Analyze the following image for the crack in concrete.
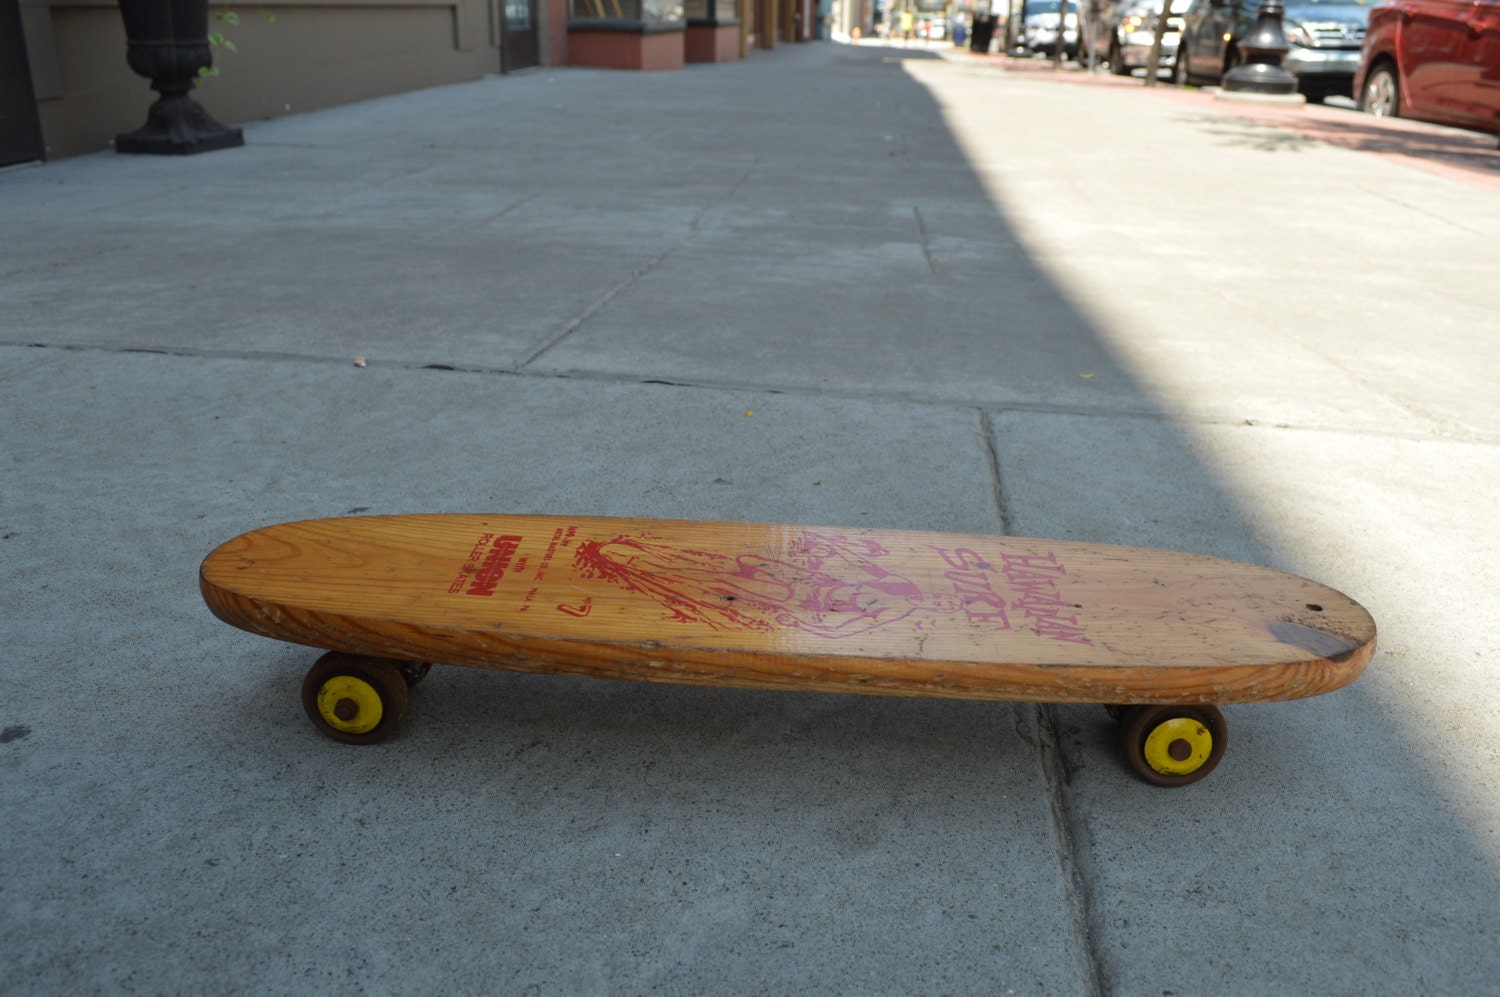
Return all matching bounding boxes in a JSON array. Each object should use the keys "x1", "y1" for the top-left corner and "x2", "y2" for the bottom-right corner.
[
  {"x1": 995, "y1": 417, "x2": 1105, "y2": 991},
  {"x1": 1354, "y1": 183, "x2": 1488, "y2": 238},
  {"x1": 1207, "y1": 285, "x2": 1484, "y2": 440},
  {"x1": 1034, "y1": 703, "x2": 1109, "y2": 997},
  {"x1": 981, "y1": 408, "x2": 1011, "y2": 535},
  {"x1": 913, "y1": 205, "x2": 938, "y2": 275},
  {"x1": 513, "y1": 250, "x2": 674, "y2": 371},
  {"x1": 520, "y1": 157, "x2": 757, "y2": 366},
  {"x1": 7, "y1": 339, "x2": 1497, "y2": 445}
]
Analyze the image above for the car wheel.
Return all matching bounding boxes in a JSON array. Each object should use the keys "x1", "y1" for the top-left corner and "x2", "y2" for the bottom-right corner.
[
  {"x1": 1360, "y1": 63, "x2": 1400, "y2": 118},
  {"x1": 1109, "y1": 39, "x2": 1130, "y2": 75}
]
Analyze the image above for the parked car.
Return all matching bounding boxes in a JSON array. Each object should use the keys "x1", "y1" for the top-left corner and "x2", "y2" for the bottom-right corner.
[
  {"x1": 1174, "y1": 0, "x2": 1373, "y2": 102},
  {"x1": 1354, "y1": 0, "x2": 1500, "y2": 142},
  {"x1": 1083, "y1": 0, "x2": 1192, "y2": 75},
  {"x1": 1023, "y1": 0, "x2": 1083, "y2": 57}
]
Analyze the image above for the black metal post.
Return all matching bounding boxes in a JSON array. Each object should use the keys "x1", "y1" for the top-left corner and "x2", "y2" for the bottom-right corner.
[{"x1": 1221, "y1": 0, "x2": 1298, "y2": 95}]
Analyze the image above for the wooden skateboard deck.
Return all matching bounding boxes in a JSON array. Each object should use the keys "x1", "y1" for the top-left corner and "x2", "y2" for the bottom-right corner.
[{"x1": 200, "y1": 514, "x2": 1377, "y2": 785}]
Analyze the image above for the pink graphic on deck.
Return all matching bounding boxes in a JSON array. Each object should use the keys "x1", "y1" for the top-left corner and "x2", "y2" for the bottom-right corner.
[
  {"x1": 573, "y1": 531, "x2": 962, "y2": 638},
  {"x1": 571, "y1": 532, "x2": 1092, "y2": 645}
]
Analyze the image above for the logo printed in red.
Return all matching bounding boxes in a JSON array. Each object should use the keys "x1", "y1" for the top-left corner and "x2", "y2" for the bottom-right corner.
[{"x1": 464, "y1": 534, "x2": 524, "y2": 597}]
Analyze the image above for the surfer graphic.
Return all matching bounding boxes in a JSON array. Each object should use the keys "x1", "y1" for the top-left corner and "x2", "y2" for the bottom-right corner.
[{"x1": 573, "y1": 531, "x2": 959, "y2": 638}]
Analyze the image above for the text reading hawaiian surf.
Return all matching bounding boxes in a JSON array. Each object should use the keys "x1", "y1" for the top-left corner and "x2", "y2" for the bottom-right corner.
[{"x1": 936, "y1": 548, "x2": 1092, "y2": 645}]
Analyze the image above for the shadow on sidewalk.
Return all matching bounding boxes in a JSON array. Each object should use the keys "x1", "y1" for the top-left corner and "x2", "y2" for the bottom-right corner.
[{"x1": 1, "y1": 38, "x2": 1496, "y2": 995}]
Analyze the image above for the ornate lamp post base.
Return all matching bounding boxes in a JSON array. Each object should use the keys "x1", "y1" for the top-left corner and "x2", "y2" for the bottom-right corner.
[
  {"x1": 1222, "y1": 63, "x2": 1299, "y2": 96},
  {"x1": 1222, "y1": 0, "x2": 1299, "y2": 96}
]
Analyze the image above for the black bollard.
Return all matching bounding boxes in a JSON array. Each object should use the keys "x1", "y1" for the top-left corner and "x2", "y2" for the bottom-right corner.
[{"x1": 1221, "y1": 0, "x2": 1299, "y2": 96}]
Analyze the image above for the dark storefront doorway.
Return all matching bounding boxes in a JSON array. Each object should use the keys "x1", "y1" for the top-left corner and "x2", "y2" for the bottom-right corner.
[
  {"x1": 501, "y1": 0, "x2": 541, "y2": 71},
  {"x1": 1, "y1": 0, "x2": 46, "y2": 166}
]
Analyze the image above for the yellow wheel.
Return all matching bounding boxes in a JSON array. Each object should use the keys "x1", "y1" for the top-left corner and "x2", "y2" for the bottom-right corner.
[
  {"x1": 1142, "y1": 717, "x2": 1215, "y2": 776},
  {"x1": 1118, "y1": 705, "x2": 1227, "y2": 787},
  {"x1": 301, "y1": 653, "x2": 408, "y2": 744},
  {"x1": 315, "y1": 675, "x2": 384, "y2": 735}
]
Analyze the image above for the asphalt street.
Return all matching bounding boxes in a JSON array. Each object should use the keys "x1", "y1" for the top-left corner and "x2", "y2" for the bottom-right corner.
[{"x1": 3, "y1": 41, "x2": 1499, "y2": 994}]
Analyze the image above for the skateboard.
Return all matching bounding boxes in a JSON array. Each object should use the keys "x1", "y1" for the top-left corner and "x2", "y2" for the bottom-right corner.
[{"x1": 199, "y1": 514, "x2": 1377, "y2": 786}]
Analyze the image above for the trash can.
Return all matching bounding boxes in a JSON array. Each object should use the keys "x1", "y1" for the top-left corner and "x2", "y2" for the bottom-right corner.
[{"x1": 969, "y1": 14, "x2": 997, "y2": 52}]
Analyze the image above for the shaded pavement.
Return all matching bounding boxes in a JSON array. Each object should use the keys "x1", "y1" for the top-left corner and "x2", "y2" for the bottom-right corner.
[{"x1": 3, "y1": 41, "x2": 1498, "y2": 994}]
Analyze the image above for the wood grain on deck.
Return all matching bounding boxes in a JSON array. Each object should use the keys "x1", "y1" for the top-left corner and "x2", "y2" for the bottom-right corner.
[{"x1": 200, "y1": 515, "x2": 1377, "y2": 705}]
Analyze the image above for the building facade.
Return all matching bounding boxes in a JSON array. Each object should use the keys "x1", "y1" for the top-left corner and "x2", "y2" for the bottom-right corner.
[{"x1": 1, "y1": 0, "x2": 821, "y2": 163}]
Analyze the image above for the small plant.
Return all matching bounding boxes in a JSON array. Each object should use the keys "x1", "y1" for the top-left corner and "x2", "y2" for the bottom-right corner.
[{"x1": 198, "y1": 7, "x2": 277, "y2": 83}]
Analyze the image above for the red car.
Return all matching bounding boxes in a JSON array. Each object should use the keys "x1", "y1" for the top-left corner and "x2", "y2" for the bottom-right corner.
[{"x1": 1354, "y1": 0, "x2": 1500, "y2": 143}]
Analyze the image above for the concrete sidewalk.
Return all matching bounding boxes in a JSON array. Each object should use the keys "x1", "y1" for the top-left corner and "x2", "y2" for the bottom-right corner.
[
  {"x1": 979, "y1": 49, "x2": 1500, "y2": 193},
  {"x1": 3, "y1": 41, "x2": 1498, "y2": 994}
]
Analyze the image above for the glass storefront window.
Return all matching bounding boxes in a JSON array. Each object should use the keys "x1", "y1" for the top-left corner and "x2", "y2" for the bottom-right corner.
[
  {"x1": 681, "y1": 0, "x2": 737, "y2": 18},
  {"x1": 570, "y1": 0, "x2": 686, "y2": 23},
  {"x1": 506, "y1": 0, "x2": 533, "y2": 28}
]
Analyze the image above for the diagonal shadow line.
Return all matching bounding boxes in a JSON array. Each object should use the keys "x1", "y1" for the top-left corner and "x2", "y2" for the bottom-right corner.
[
  {"x1": 2, "y1": 38, "x2": 1495, "y2": 996},
  {"x1": 888, "y1": 49, "x2": 1500, "y2": 994},
  {"x1": 516, "y1": 43, "x2": 1494, "y2": 992},
  {"x1": 461, "y1": 44, "x2": 1496, "y2": 991}
]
